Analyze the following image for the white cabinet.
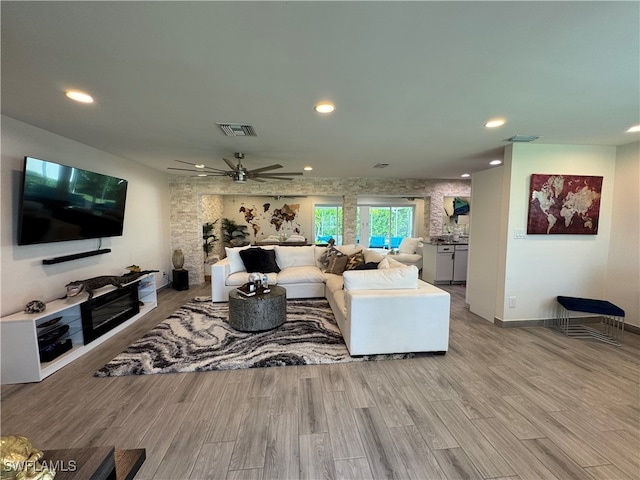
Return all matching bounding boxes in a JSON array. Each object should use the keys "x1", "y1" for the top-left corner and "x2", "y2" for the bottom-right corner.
[
  {"x1": 422, "y1": 243, "x2": 468, "y2": 284},
  {"x1": 452, "y1": 245, "x2": 468, "y2": 283},
  {"x1": 1, "y1": 274, "x2": 157, "y2": 384}
]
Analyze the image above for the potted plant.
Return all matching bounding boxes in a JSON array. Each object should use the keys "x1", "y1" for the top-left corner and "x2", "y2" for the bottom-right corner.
[
  {"x1": 203, "y1": 220, "x2": 219, "y2": 258},
  {"x1": 221, "y1": 218, "x2": 250, "y2": 247}
]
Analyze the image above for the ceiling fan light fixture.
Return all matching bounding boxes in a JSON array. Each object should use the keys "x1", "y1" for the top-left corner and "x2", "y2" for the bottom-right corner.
[
  {"x1": 626, "y1": 124, "x2": 640, "y2": 133},
  {"x1": 234, "y1": 170, "x2": 247, "y2": 183}
]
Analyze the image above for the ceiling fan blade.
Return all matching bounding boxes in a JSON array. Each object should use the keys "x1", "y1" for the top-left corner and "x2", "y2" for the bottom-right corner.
[
  {"x1": 257, "y1": 172, "x2": 303, "y2": 176},
  {"x1": 173, "y1": 160, "x2": 230, "y2": 173},
  {"x1": 246, "y1": 164, "x2": 283, "y2": 174},
  {"x1": 255, "y1": 176, "x2": 295, "y2": 181},
  {"x1": 168, "y1": 167, "x2": 204, "y2": 172},
  {"x1": 222, "y1": 157, "x2": 238, "y2": 170},
  {"x1": 249, "y1": 177, "x2": 266, "y2": 183}
]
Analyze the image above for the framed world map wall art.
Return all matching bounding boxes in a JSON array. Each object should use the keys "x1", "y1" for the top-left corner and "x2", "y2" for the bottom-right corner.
[{"x1": 527, "y1": 174, "x2": 603, "y2": 235}]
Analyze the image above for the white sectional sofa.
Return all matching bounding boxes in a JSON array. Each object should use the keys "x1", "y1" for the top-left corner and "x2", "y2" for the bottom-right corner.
[{"x1": 211, "y1": 244, "x2": 450, "y2": 355}]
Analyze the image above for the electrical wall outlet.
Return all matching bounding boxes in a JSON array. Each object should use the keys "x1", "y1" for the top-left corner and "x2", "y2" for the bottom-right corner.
[
  {"x1": 508, "y1": 296, "x2": 517, "y2": 308},
  {"x1": 514, "y1": 229, "x2": 526, "y2": 239}
]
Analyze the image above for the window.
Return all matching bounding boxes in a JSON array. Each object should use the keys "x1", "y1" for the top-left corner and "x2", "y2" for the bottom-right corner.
[
  {"x1": 314, "y1": 205, "x2": 342, "y2": 244},
  {"x1": 358, "y1": 205, "x2": 414, "y2": 249}
]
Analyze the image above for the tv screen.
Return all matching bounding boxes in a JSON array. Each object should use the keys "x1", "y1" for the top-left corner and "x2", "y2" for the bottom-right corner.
[{"x1": 18, "y1": 157, "x2": 128, "y2": 245}]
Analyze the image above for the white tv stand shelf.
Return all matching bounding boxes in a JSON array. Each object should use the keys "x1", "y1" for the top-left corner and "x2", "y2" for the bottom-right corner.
[{"x1": 1, "y1": 274, "x2": 157, "y2": 385}]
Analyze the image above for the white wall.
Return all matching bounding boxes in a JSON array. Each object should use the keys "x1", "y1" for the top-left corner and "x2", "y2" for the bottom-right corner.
[
  {"x1": 607, "y1": 141, "x2": 640, "y2": 328},
  {"x1": 468, "y1": 143, "x2": 618, "y2": 323},
  {"x1": 1, "y1": 116, "x2": 172, "y2": 316},
  {"x1": 467, "y1": 165, "x2": 506, "y2": 322}
]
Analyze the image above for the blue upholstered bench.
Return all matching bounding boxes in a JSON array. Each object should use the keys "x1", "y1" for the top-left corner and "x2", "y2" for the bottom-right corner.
[{"x1": 556, "y1": 296, "x2": 625, "y2": 346}]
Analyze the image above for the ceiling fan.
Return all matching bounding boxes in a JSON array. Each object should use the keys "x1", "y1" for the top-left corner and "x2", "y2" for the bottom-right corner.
[{"x1": 168, "y1": 152, "x2": 303, "y2": 183}]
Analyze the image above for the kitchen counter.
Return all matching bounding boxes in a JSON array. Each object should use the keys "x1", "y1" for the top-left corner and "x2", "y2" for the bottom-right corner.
[{"x1": 427, "y1": 237, "x2": 469, "y2": 245}]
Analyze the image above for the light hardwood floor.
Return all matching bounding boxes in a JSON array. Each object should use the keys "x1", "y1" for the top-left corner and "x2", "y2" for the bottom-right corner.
[{"x1": 2, "y1": 282, "x2": 638, "y2": 480}]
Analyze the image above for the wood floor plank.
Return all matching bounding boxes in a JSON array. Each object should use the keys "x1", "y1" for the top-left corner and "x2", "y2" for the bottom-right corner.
[
  {"x1": 502, "y1": 395, "x2": 610, "y2": 468},
  {"x1": 388, "y1": 424, "x2": 448, "y2": 479},
  {"x1": 521, "y1": 437, "x2": 592, "y2": 480},
  {"x1": 583, "y1": 464, "x2": 636, "y2": 480},
  {"x1": 299, "y1": 433, "x2": 337, "y2": 480},
  {"x1": 365, "y1": 373, "x2": 414, "y2": 428},
  {"x1": 397, "y1": 385, "x2": 459, "y2": 450},
  {"x1": 205, "y1": 381, "x2": 251, "y2": 443},
  {"x1": 352, "y1": 406, "x2": 410, "y2": 479},
  {"x1": 431, "y1": 447, "x2": 484, "y2": 480},
  {"x1": 334, "y1": 457, "x2": 374, "y2": 480},
  {"x1": 429, "y1": 400, "x2": 516, "y2": 478},
  {"x1": 228, "y1": 395, "x2": 272, "y2": 470},
  {"x1": 189, "y1": 441, "x2": 235, "y2": 480},
  {"x1": 298, "y1": 376, "x2": 328, "y2": 435},
  {"x1": 323, "y1": 390, "x2": 366, "y2": 460},
  {"x1": 263, "y1": 413, "x2": 299, "y2": 480},
  {"x1": 471, "y1": 417, "x2": 557, "y2": 479}
]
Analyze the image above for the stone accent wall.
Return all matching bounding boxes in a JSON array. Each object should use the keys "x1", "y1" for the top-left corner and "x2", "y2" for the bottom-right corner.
[
  {"x1": 202, "y1": 194, "x2": 224, "y2": 260},
  {"x1": 170, "y1": 176, "x2": 470, "y2": 285}
]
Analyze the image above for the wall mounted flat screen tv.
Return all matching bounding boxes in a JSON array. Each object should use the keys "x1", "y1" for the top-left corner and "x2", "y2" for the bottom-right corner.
[{"x1": 18, "y1": 157, "x2": 128, "y2": 245}]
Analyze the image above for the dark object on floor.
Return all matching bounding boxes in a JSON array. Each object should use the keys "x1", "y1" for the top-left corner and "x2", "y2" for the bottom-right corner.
[{"x1": 172, "y1": 269, "x2": 189, "y2": 290}]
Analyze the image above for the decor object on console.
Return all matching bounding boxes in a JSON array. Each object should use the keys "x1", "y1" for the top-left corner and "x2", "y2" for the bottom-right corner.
[
  {"x1": 0, "y1": 435, "x2": 55, "y2": 480},
  {"x1": 24, "y1": 300, "x2": 46, "y2": 314},
  {"x1": 65, "y1": 270, "x2": 159, "y2": 300},
  {"x1": 527, "y1": 174, "x2": 603, "y2": 235},
  {"x1": 172, "y1": 249, "x2": 185, "y2": 269}
]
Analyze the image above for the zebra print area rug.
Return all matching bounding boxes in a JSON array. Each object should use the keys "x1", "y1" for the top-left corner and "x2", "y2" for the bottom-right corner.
[{"x1": 95, "y1": 297, "x2": 413, "y2": 377}]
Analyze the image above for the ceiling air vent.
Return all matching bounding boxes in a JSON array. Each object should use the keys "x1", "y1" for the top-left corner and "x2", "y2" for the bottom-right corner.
[
  {"x1": 217, "y1": 123, "x2": 257, "y2": 137},
  {"x1": 506, "y1": 135, "x2": 539, "y2": 143},
  {"x1": 374, "y1": 163, "x2": 389, "y2": 168}
]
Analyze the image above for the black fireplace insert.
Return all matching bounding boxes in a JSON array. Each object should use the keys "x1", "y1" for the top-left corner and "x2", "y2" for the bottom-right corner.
[{"x1": 80, "y1": 283, "x2": 140, "y2": 344}]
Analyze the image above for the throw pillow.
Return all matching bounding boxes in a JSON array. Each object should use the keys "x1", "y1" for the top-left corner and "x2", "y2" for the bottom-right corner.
[
  {"x1": 239, "y1": 247, "x2": 281, "y2": 273},
  {"x1": 225, "y1": 246, "x2": 253, "y2": 274},
  {"x1": 275, "y1": 245, "x2": 316, "y2": 269},
  {"x1": 325, "y1": 252, "x2": 349, "y2": 275},
  {"x1": 398, "y1": 237, "x2": 423, "y2": 254},
  {"x1": 351, "y1": 261, "x2": 380, "y2": 270},
  {"x1": 319, "y1": 245, "x2": 341, "y2": 267},
  {"x1": 344, "y1": 251, "x2": 366, "y2": 271}
]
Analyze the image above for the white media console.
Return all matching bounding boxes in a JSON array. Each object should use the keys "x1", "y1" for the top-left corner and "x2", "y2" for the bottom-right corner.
[{"x1": 0, "y1": 274, "x2": 157, "y2": 384}]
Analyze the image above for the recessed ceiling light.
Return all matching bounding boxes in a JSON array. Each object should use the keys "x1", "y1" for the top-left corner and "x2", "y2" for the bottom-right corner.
[
  {"x1": 626, "y1": 124, "x2": 640, "y2": 133},
  {"x1": 461, "y1": 173, "x2": 471, "y2": 178},
  {"x1": 314, "y1": 102, "x2": 335, "y2": 113},
  {"x1": 485, "y1": 118, "x2": 505, "y2": 128},
  {"x1": 195, "y1": 164, "x2": 205, "y2": 169},
  {"x1": 303, "y1": 166, "x2": 313, "y2": 171},
  {"x1": 65, "y1": 90, "x2": 94, "y2": 103},
  {"x1": 197, "y1": 174, "x2": 208, "y2": 177},
  {"x1": 489, "y1": 159, "x2": 502, "y2": 166}
]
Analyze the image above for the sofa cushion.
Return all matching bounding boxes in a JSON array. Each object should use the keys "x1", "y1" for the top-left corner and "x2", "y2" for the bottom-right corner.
[
  {"x1": 324, "y1": 273, "x2": 345, "y2": 294},
  {"x1": 364, "y1": 249, "x2": 386, "y2": 264},
  {"x1": 336, "y1": 244, "x2": 364, "y2": 256},
  {"x1": 225, "y1": 246, "x2": 253, "y2": 274},
  {"x1": 378, "y1": 257, "x2": 406, "y2": 269},
  {"x1": 343, "y1": 265, "x2": 419, "y2": 291},
  {"x1": 239, "y1": 247, "x2": 281, "y2": 273},
  {"x1": 325, "y1": 252, "x2": 349, "y2": 275},
  {"x1": 398, "y1": 237, "x2": 423, "y2": 254},
  {"x1": 277, "y1": 266, "x2": 326, "y2": 284},
  {"x1": 275, "y1": 245, "x2": 316, "y2": 269},
  {"x1": 345, "y1": 251, "x2": 366, "y2": 271}
]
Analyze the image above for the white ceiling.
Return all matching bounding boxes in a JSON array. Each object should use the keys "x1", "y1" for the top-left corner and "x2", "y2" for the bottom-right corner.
[{"x1": 2, "y1": 1, "x2": 638, "y2": 180}]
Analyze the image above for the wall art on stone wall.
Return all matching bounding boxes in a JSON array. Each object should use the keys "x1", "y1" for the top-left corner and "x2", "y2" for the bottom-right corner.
[{"x1": 527, "y1": 173, "x2": 603, "y2": 235}]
